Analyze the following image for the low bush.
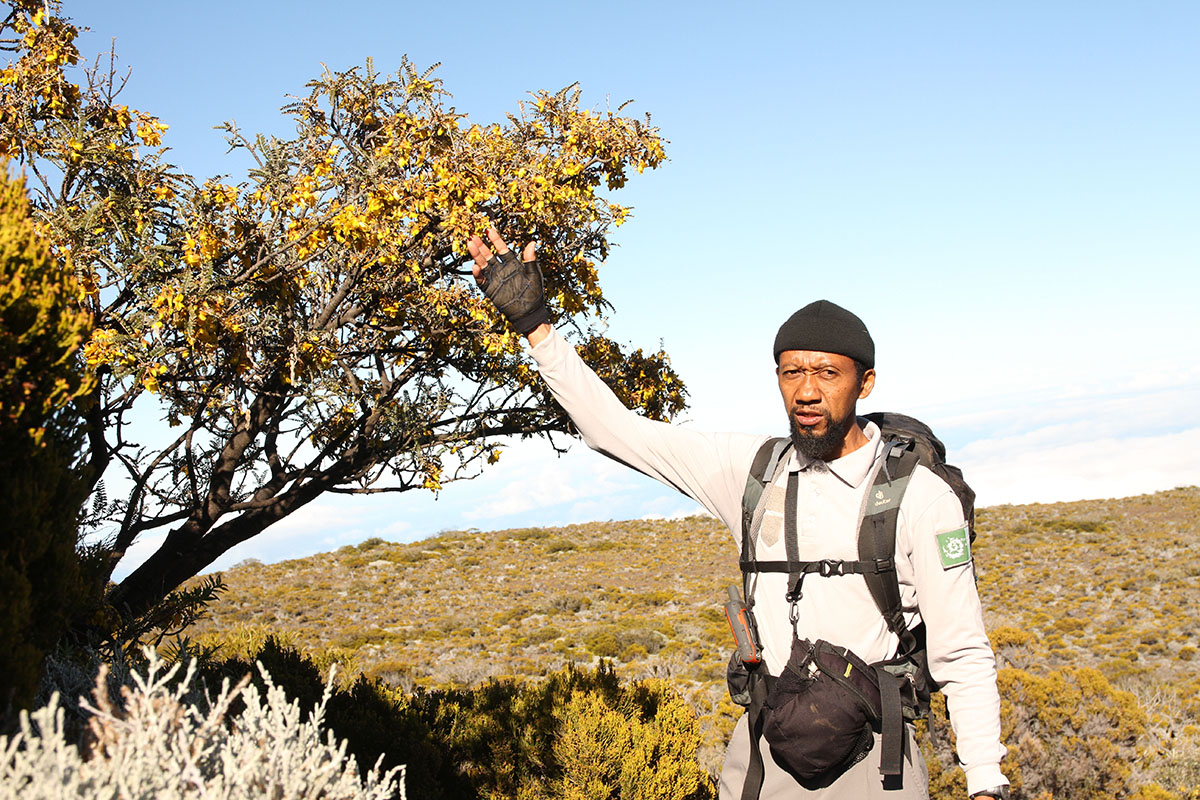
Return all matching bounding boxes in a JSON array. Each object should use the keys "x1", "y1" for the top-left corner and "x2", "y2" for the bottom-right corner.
[
  {"x1": 552, "y1": 680, "x2": 711, "y2": 799},
  {"x1": 921, "y1": 666, "x2": 1152, "y2": 800},
  {"x1": 193, "y1": 638, "x2": 717, "y2": 799},
  {"x1": 1000, "y1": 666, "x2": 1146, "y2": 799},
  {"x1": 1, "y1": 651, "x2": 402, "y2": 799}
]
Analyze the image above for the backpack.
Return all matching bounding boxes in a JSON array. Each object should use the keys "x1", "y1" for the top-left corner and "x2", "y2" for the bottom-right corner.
[{"x1": 732, "y1": 411, "x2": 975, "y2": 796}]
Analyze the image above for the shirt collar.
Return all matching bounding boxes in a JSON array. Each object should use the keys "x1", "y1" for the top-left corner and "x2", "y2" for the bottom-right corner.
[{"x1": 788, "y1": 418, "x2": 882, "y2": 488}]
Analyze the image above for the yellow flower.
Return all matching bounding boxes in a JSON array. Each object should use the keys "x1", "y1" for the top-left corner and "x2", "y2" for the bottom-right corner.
[{"x1": 135, "y1": 115, "x2": 168, "y2": 147}]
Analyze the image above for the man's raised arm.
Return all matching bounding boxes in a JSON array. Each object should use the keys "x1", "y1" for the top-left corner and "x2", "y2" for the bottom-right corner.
[{"x1": 464, "y1": 226, "x2": 762, "y2": 530}]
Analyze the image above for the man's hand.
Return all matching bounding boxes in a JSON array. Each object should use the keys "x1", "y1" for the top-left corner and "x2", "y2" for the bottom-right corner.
[{"x1": 467, "y1": 227, "x2": 552, "y2": 340}]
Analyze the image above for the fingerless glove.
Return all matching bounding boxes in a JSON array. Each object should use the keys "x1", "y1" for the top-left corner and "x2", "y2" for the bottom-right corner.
[{"x1": 481, "y1": 250, "x2": 552, "y2": 335}]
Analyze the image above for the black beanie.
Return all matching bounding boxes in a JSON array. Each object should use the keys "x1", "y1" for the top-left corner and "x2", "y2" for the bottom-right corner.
[{"x1": 773, "y1": 300, "x2": 874, "y2": 367}]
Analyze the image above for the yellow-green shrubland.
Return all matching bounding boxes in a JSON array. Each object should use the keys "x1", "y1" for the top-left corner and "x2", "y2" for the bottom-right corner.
[{"x1": 186, "y1": 487, "x2": 1200, "y2": 798}]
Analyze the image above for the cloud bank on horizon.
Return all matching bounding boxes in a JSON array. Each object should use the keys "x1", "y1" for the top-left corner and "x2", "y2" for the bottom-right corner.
[{"x1": 119, "y1": 379, "x2": 1199, "y2": 579}]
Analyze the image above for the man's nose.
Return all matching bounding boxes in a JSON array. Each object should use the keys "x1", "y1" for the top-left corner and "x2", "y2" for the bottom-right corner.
[{"x1": 795, "y1": 374, "x2": 821, "y2": 403}]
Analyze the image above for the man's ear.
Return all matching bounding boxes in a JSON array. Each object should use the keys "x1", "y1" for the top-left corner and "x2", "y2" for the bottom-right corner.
[{"x1": 858, "y1": 368, "x2": 876, "y2": 399}]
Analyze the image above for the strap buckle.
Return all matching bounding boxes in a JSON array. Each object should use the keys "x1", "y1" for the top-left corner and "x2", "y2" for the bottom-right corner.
[
  {"x1": 869, "y1": 556, "x2": 895, "y2": 574},
  {"x1": 817, "y1": 559, "x2": 845, "y2": 577},
  {"x1": 786, "y1": 559, "x2": 848, "y2": 604}
]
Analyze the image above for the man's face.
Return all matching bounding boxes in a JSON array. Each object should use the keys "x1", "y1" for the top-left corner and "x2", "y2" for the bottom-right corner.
[{"x1": 776, "y1": 350, "x2": 875, "y2": 461}]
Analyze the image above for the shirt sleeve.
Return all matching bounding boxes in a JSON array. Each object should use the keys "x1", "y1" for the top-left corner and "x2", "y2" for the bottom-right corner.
[
  {"x1": 902, "y1": 472, "x2": 1009, "y2": 794},
  {"x1": 530, "y1": 327, "x2": 764, "y2": 532}
]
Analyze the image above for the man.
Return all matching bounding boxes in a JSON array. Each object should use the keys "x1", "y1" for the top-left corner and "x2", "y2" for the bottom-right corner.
[{"x1": 467, "y1": 228, "x2": 1009, "y2": 800}]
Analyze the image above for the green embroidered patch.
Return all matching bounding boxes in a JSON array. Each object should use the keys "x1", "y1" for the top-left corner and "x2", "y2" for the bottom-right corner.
[{"x1": 936, "y1": 527, "x2": 971, "y2": 569}]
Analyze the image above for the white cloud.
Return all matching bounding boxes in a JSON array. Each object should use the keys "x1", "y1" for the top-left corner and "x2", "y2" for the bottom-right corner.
[
  {"x1": 377, "y1": 519, "x2": 413, "y2": 538},
  {"x1": 566, "y1": 500, "x2": 606, "y2": 522},
  {"x1": 940, "y1": 381, "x2": 1198, "y2": 441},
  {"x1": 691, "y1": 362, "x2": 1199, "y2": 509},
  {"x1": 895, "y1": 373, "x2": 1200, "y2": 506},
  {"x1": 459, "y1": 445, "x2": 643, "y2": 521},
  {"x1": 962, "y1": 426, "x2": 1200, "y2": 507}
]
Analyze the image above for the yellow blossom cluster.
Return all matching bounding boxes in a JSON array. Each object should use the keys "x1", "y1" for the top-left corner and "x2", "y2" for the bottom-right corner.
[
  {"x1": 81, "y1": 326, "x2": 133, "y2": 369},
  {"x1": 182, "y1": 227, "x2": 222, "y2": 267},
  {"x1": 201, "y1": 181, "x2": 239, "y2": 208},
  {"x1": 134, "y1": 111, "x2": 168, "y2": 147},
  {"x1": 0, "y1": 1, "x2": 81, "y2": 159}
]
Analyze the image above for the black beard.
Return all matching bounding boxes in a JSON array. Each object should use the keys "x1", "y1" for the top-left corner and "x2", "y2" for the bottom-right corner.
[{"x1": 789, "y1": 408, "x2": 857, "y2": 462}]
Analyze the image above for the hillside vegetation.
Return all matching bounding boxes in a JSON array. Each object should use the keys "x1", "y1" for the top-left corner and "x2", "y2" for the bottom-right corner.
[{"x1": 188, "y1": 486, "x2": 1200, "y2": 797}]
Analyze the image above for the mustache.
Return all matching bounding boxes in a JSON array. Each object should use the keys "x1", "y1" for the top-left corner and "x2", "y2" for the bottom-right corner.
[{"x1": 791, "y1": 407, "x2": 831, "y2": 427}]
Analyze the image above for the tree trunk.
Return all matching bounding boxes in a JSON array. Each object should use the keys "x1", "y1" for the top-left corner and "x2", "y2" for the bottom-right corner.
[{"x1": 107, "y1": 478, "x2": 330, "y2": 622}]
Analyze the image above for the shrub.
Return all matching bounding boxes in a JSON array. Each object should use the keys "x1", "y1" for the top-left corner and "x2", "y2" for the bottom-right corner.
[
  {"x1": 552, "y1": 680, "x2": 712, "y2": 799},
  {"x1": 585, "y1": 629, "x2": 622, "y2": 658},
  {"x1": 550, "y1": 593, "x2": 588, "y2": 613},
  {"x1": 519, "y1": 625, "x2": 563, "y2": 646},
  {"x1": 509, "y1": 528, "x2": 549, "y2": 542},
  {"x1": 0, "y1": 651, "x2": 403, "y2": 799},
  {"x1": 628, "y1": 590, "x2": 674, "y2": 607},
  {"x1": 0, "y1": 421, "x2": 90, "y2": 715},
  {"x1": 198, "y1": 638, "x2": 715, "y2": 799},
  {"x1": 583, "y1": 625, "x2": 667, "y2": 660},
  {"x1": 920, "y1": 666, "x2": 1151, "y2": 800},
  {"x1": 999, "y1": 667, "x2": 1146, "y2": 799},
  {"x1": 189, "y1": 623, "x2": 299, "y2": 663},
  {"x1": 1130, "y1": 786, "x2": 1184, "y2": 800}
]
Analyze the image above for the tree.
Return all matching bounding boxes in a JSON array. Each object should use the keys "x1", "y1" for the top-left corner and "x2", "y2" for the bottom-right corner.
[
  {"x1": 0, "y1": 156, "x2": 94, "y2": 710},
  {"x1": 1, "y1": 0, "x2": 686, "y2": 625}
]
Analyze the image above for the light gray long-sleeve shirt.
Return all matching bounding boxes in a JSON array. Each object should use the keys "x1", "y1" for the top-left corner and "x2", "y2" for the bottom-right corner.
[{"x1": 529, "y1": 328, "x2": 1007, "y2": 794}]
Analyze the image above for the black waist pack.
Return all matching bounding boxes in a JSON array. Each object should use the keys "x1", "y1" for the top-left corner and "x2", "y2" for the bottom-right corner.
[{"x1": 761, "y1": 638, "x2": 885, "y2": 784}]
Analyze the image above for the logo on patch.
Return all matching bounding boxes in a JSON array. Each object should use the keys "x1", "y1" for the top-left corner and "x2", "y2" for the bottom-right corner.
[
  {"x1": 936, "y1": 527, "x2": 971, "y2": 569},
  {"x1": 944, "y1": 537, "x2": 965, "y2": 559}
]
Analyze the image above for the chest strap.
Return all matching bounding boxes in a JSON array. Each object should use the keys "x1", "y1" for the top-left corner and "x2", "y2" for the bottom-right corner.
[{"x1": 738, "y1": 556, "x2": 898, "y2": 601}]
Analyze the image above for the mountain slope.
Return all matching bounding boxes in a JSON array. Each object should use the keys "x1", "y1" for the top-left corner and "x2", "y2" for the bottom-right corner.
[{"x1": 189, "y1": 487, "x2": 1200, "y2": 781}]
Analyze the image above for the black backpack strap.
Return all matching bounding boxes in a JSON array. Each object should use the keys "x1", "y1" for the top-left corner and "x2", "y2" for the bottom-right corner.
[
  {"x1": 874, "y1": 662, "x2": 905, "y2": 778},
  {"x1": 735, "y1": 438, "x2": 788, "y2": 800},
  {"x1": 739, "y1": 672, "x2": 773, "y2": 800},
  {"x1": 742, "y1": 461, "x2": 895, "y2": 601},
  {"x1": 858, "y1": 440, "x2": 921, "y2": 656},
  {"x1": 858, "y1": 440, "x2": 921, "y2": 779},
  {"x1": 739, "y1": 437, "x2": 922, "y2": 637},
  {"x1": 741, "y1": 437, "x2": 791, "y2": 582}
]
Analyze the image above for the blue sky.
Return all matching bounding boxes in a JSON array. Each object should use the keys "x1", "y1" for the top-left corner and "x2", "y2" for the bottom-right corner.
[{"x1": 67, "y1": 2, "x2": 1199, "y2": 575}]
